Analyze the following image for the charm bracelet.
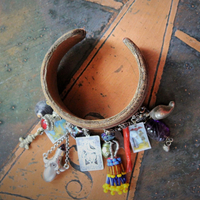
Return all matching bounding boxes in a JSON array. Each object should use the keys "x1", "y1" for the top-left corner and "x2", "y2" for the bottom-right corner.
[{"x1": 19, "y1": 29, "x2": 175, "y2": 195}]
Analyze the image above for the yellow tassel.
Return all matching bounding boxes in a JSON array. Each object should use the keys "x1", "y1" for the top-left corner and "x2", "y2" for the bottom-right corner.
[
  {"x1": 110, "y1": 185, "x2": 116, "y2": 195},
  {"x1": 121, "y1": 183, "x2": 129, "y2": 193},
  {"x1": 122, "y1": 171, "x2": 126, "y2": 175},
  {"x1": 103, "y1": 183, "x2": 110, "y2": 189},
  {"x1": 103, "y1": 183, "x2": 110, "y2": 193},
  {"x1": 116, "y1": 186, "x2": 122, "y2": 195},
  {"x1": 103, "y1": 188, "x2": 109, "y2": 193}
]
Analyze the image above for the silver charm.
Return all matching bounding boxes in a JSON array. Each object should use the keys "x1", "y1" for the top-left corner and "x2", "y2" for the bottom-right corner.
[
  {"x1": 43, "y1": 135, "x2": 69, "y2": 182},
  {"x1": 42, "y1": 111, "x2": 62, "y2": 131},
  {"x1": 149, "y1": 101, "x2": 175, "y2": 120},
  {"x1": 76, "y1": 135, "x2": 104, "y2": 171},
  {"x1": 163, "y1": 137, "x2": 173, "y2": 152},
  {"x1": 109, "y1": 140, "x2": 119, "y2": 159},
  {"x1": 43, "y1": 144, "x2": 66, "y2": 182},
  {"x1": 163, "y1": 143, "x2": 170, "y2": 152}
]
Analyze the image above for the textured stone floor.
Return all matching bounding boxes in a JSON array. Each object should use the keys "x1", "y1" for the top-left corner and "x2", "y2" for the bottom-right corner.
[{"x1": 0, "y1": 0, "x2": 200, "y2": 199}]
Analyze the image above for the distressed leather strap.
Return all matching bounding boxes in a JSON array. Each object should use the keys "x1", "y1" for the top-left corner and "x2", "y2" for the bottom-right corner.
[{"x1": 41, "y1": 28, "x2": 148, "y2": 130}]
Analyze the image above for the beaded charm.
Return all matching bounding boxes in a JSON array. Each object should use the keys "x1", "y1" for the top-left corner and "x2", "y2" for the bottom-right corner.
[
  {"x1": 102, "y1": 140, "x2": 129, "y2": 195},
  {"x1": 145, "y1": 119, "x2": 170, "y2": 142}
]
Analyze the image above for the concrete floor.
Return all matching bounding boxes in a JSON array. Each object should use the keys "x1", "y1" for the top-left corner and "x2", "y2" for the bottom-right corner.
[{"x1": 0, "y1": 0, "x2": 200, "y2": 199}]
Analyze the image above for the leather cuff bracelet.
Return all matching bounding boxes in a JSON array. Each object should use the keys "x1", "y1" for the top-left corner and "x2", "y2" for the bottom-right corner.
[
  {"x1": 41, "y1": 28, "x2": 148, "y2": 130},
  {"x1": 19, "y1": 29, "x2": 175, "y2": 186}
]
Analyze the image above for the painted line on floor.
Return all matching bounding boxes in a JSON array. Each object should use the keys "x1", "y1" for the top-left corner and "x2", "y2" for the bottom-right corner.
[
  {"x1": 85, "y1": 0, "x2": 123, "y2": 10},
  {"x1": 175, "y1": 29, "x2": 200, "y2": 53},
  {"x1": 148, "y1": 0, "x2": 180, "y2": 107}
]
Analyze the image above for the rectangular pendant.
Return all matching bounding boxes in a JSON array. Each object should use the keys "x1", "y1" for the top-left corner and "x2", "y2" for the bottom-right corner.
[
  {"x1": 129, "y1": 122, "x2": 151, "y2": 153},
  {"x1": 45, "y1": 119, "x2": 67, "y2": 143},
  {"x1": 76, "y1": 135, "x2": 104, "y2": 171}
]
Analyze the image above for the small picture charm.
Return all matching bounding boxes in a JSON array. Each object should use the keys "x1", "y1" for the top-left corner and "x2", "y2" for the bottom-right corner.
[
  {"x1": 45, "y1": 119, "x2": 67, "y2": 143},
  {"x1": 129, "y1": 122, "x2": 151, "y2": 153},
  {"x1": 76, "y1": 136, "x2": 104, "y2": 171}
]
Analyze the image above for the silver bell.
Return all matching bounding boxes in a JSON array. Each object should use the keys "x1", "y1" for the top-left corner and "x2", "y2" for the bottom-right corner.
[{"x1": 163, "y1": 143, "x2": 170, "y2": 152}]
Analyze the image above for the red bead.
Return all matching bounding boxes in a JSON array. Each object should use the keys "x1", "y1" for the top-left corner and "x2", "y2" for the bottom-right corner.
[{"x1": 41, "y1": 119, "x2": 47, "y2": 129}]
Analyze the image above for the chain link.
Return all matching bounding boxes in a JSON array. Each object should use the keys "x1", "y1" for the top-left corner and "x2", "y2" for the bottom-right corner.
[
  {"x1": 43, "y1": 133, "x2": 69, "y2": 171},
  {"x1": 63, "y1": 134, "x2": 69, "y2": 169},
  {"x1": 42, "y1": 118, "x2": 76, "y2": 173},
  {"x1": 103, "y1": 106, "x2": 150, "y2": 134},
  {"x1": 82, "y1": 128, "x2": 90, "y2": 137}
]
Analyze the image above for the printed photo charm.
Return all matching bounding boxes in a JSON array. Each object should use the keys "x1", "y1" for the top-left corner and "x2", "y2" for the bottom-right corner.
[
  {"x1": 18, "y1": 29, "x2": 175, "y2": 196},
  {"x1": 129, "y1": 122, "x2": 151, "y2": 153}
]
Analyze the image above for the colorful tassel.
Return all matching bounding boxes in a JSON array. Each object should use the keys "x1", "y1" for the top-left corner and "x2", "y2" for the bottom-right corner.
[{"x1": 103, "y1": 157, "x2": 129, "y2": 195}]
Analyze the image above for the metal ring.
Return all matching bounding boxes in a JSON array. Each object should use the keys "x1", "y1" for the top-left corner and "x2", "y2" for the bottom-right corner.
[{"x1": 166, "y1": 141, "x2": 171, "y2": 146}]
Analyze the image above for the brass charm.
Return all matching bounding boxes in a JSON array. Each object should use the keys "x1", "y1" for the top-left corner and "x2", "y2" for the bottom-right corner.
[{"x1": 19, "y1": 127, "x2": 44, "y2": 149}]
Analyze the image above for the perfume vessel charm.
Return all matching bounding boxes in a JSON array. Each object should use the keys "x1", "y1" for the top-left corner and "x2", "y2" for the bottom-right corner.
[{"x1": 43, "y1": 144, "x2": 67, "y2": 182}]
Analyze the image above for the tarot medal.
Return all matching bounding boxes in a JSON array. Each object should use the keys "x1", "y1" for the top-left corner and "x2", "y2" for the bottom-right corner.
[{"x1": 76, "y1": 135, "x2": 104, "y2": 171}]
